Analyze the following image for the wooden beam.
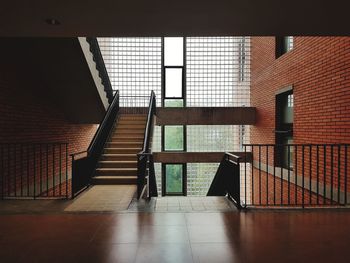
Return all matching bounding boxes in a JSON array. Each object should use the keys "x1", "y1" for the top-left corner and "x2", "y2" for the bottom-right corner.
[
  {"x1": 153, "y1": 152, "x2": 252, "y2": 163},
  {"x1": 155, "y1": 107, "x2": 256, "y2": 125}
]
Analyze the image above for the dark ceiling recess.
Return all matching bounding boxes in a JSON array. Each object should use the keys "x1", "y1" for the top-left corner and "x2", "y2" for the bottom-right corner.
[
  {"x1": 0, "y1": 0, "x2": 349, "y2": 36},
  {"x1": 45, "y1": 18, "x2": 61, "y2": 26}
]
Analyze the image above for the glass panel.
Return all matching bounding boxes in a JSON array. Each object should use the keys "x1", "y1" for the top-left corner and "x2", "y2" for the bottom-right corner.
[
  {"x1": 283, "y1": 137, "x2": 294, "y2": 169},
  {"x1": 164, "y1": 99, "x2": 184, "y2": 107},
  {"x1": 164, "y1": 126, "x2": 184, "y2": 151},
  {"x1": 283, "y1": 94, "x2": 293, "y2": 123},
  {"x1": 165, "y1": 164, "x2": 183, "y2": 194},
  {"x1": 165, "y1": 68, "x2": 182, "y2": 98},
  {"x1": 164, "y1": 37, "x2": 184, "y2": 66}
]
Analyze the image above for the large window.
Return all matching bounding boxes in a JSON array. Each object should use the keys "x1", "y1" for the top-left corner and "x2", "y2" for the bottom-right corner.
[
  {"x1": 163, "y1": 37, "x2": 185, "y2": 107},
  {"x1": 98, "y1": 36, "x2": 251, "y2": 196}
]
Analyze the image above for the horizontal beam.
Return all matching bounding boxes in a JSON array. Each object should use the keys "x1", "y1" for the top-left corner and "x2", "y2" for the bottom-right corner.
[
  {"x1": 155, "y1": 107, "x2": 256, "y2": 125},
  {"x1": 153, "y1": 152, "x2": 252, "y2": 163}
]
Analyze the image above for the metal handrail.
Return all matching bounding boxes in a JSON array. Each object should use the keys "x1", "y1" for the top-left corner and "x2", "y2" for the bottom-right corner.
[
  {"x1": 140, "y1": 90, "x2": 156, "y2": 154},
  {"x1": 137, "y1": 90, "x2": 157, "y2": 198}
]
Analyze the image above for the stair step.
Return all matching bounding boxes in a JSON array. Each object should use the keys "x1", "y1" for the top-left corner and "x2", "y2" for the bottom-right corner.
[
  {"x1": 119, "y1": 115, "x2": 147, "y2": 120},
  {"x1": 118, "y1": 120, "x2": 147, "y2": 125},
  {"x1": 111, "y1": 135, "x2": 144, "y2": 140},
  {"x1": 95, "y1": 168, "x2": 137, "y2": 176},
  {"x1": 115, "y1": 129, "x2": 145, "y2": 134},
  {"x1": 92, "y1": 176, "x2": 137, "y2": 185},
  {"x1": 106, "y1": 142, "x2": 143, "y2": 148},
  {"x1": 116, "y1": 124, "x2": 145, "y2": 129},
  {"x1": 98, "y1": 161, "x2": 137, "y2": 168},
  {"x1": 104, "y1": 148, "x2": 141, "y2": 154},
  {"x1": 101, "y1": 154, "x2": 137, "y2": 161}
]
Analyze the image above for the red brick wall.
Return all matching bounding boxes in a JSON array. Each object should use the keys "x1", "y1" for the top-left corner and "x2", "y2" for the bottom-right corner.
[
  {"x1": 250, "y1": 37, "x2": 350, "y2": 205},
  {"x1": 0, "y1": 74, "x2": 98, "y2": 198},
  {"x1": 251, "y1": 36, "x2": 350, "y2": 146}
]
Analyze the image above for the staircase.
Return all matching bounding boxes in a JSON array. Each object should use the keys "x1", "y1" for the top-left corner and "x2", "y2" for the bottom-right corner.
[{"x1": 92, "y1": 114, "x2": 147, "y2": 185}]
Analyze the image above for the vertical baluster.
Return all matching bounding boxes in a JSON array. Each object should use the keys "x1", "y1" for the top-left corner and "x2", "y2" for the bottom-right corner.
[
  {"x1": 14, "y1": 144, "x2": 16, "y2": 197},
  {"x1": 59, "y1": 144, "x2": 62, "y2": 197},
  {"x1": 1, "y1": 145, "x2": 4, "y2": 199},
  {"x1": 280, "y1": 145, "x2": 283, "y2": 206},
  {"x1": 323, "y1": 145, "x2": 326, "y2": 205},
  {"x1": 46, "y1": 144, "x2": 49, "y2": 196},
  {"x1": 273, "y1": 145, "x2": 276, "y2": 205},
  {"x1": 244, "y1": 145, "x2": 247, "y2": 205},
  {"x1": 302, "y1": 145, "x2": 305, "y2": 208},
  {"x1": 288, "y1": 144, "x2": 291, "y2": 205},
  {"x1": 309, "y1": 145, "x2": 312, "y2": 205},
  {"x1": 316, "y1": 145, "x2": 319, "y2": 205},
  {"x1": 345, "y1": 145, "x2": 348, "y2": 205},
  {"x1": 66, "y1": 143, "x2": 68, "y2": 199},
  {"x1": 33, "y1": 144, "x2": 36, "y2": 199},
  {"x1": 40, "y1": 144, "x2": 43, "y2": 196},
  {"x1": 53, "y1": 144, "x2": 55, "y2": 197},
  {"x1": 27, "y1": 145, "x2": 29, "y2": 197},
  {"x1": 251, "y1": 146, "x2": 254, "y2": 205},
  {"x1": 8, "y1": 145, "x2": 10, "y2": 197},
  {"x1": 295, "y1": 145, "x2": 298, "y2": 205},
  {"x1": 337, "y1": 145, "x2": 341, "y2": 205},
  {"x1": 266, "y1": 145, "x2": 269, "y2": 205},
  {"x1": 331, "y1": 145, "x2": 334, "y2": 205},
  {"x1": 259, "y1": 145, "x2": 261, "y2": 205},
  {"x1": 20, "y1": 144, "x2": 23, "y2": 197}
]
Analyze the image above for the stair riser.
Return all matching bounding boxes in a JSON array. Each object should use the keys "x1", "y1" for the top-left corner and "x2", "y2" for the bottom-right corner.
[
  {"x1": 101, "y1": 155, "x2": 137, "y2": 161},
  {"x1": 104, "y1": 148, "x2": 141, "y2": 154},
  {"x1": 98, "y1": 162, "x2": 137, "y2": 168},
  {"x1": 92, "y1": 178, "x2": 137, "y2": 185},
  {"x1": 95, "y1": 170, "x2": 137, "y2": 177}
]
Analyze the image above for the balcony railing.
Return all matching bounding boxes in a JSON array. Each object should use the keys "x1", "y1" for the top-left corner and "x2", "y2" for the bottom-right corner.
[{"x1": 0, "y1": 143, "x2": 69, "y2": 199}]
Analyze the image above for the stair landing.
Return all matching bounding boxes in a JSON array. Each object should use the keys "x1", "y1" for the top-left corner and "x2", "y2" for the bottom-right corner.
[{"x1": 65, "y1": 185, "x2": 136, "y2": 212}]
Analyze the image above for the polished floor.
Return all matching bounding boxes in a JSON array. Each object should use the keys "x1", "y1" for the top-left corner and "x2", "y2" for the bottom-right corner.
[{"x1": 1, "y1": 210, "x2": 350, "y2": 263}]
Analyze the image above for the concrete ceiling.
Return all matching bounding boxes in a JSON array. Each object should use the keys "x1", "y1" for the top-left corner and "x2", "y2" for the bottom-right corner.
[{"x1": 0, "y1": 0, "x2": 349, "y2": 36}]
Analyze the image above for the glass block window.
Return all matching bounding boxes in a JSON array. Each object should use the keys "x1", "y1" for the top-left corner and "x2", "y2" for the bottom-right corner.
[
  {"x1": 152, "y1": 125, "x2": 162, "y2": 152},
  {"x1": 154, "y1": 162, "x2": 162, "y2": 195},
  {"x1": 186, "y1": 37, "x2": 250, "y2": 107},
  {"x1": 97, "y1": 38, "x2": 162, "y2": 106},
  {"x1": 187, "y1": 125, "x2": 237, "y2": 152},
  {"x1": 187, "y1": 163, "x2": 219, "y2": 196}
]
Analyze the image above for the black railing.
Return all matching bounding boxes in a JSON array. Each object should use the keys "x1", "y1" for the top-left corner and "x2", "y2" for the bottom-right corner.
[
  {"x1": 137, "y1": 91, "x2": 158, "y2": 198},
  {"x1": 71, "y1": 91, "x2": 120, "y2": 198},
  {"x1": 207, "y1": 152, "x2": 242, "y2": 209},
  {"x1": 86, "y1": 37, "x2": 114, "y2": 103},
  {"x1": 0, "y1": 143, "x2": 69, "y2": 199},
  {"x1": 241, "y1": 144, "x2": 349, "y2": 207}
]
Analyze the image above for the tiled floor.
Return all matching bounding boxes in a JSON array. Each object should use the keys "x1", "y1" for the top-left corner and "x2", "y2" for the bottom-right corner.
[
  {"x1": 65, "y1": 185, "x2": 136, "y2": 212},
  {"x1": 1, "y1": 211, "x2": 350, "y2": 262},
  {"x1": 154, "y1": 196, "x2": 236, "y2": 212}
]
